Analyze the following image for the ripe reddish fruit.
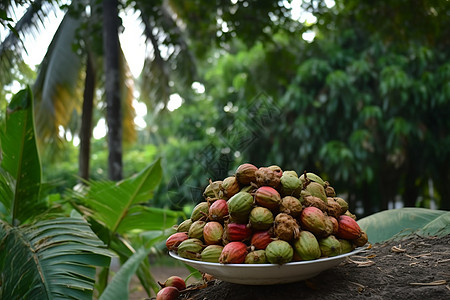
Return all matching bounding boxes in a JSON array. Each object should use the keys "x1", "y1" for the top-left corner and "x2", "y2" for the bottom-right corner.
[
  {"x1": 219, "y1": 241, "x2": 248, "y2": 264},
  {"x1": 203, "y1": 221, "x2": 224, "y2": 245},
  {"x1": 300, "y1": 206, "x2": 328, "y2": 237},
  {"x1": 224, "y1": 223, "x2": 252, "y2": 242},
  {"x1": 336, "y1": 215, "x2": 362, "y2": 240},
  {"x1": 250, "y1": 230, "x2": 273, "y2": 250},
  {"x1": 165, "y1": 232, "x2": 189, "y2": 251},
  {"x1": 254, "y1": 186, "x2": 281, "y2": 211},
  {"x1": 208, "y1": 199, "x2": 228, "y2": 222},
  {"x1": 158, "y1": 275, "x2": 186, "y2": 291},
  {"x1": 156, "y1": 286, "x2": 179, "y2": 300}
]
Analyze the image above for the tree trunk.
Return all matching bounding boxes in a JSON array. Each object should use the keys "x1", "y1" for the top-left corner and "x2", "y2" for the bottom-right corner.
[
  {"x1": 435, "y1": 158, "x2": 450, "y2": 210},
  {"x1": 403, "y1": 161, "x2": 419, "y2": 207},
  {"x1": 378, "y1": 163, "x2": 397, "y2": 211},
  {"x1": 102, "y1": 0, "x2": 123, "y2": 181},
  {"x1": 78, "y1": 52, "x2": 96, "y2": 181}
]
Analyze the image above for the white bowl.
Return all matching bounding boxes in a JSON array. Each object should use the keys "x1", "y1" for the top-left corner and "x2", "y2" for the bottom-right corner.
[{"x1": 169, "y1": 247, "x2": 365, "y2": 285}]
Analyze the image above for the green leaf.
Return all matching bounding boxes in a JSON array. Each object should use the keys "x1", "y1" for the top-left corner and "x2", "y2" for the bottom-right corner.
[
  {"x1": 0, "y1": 169, "x2": 14, "y2": 223},
  {"x1": 98, "y1": 247, "x2": 150, "y2": 300},
  {"x1": 109, "y1": 229, "x2": 174, "y2": 296},
  {"x1": 117, "y1": 206, "x2": 182, "y2": 233},
  {"x1": 107, "y1": 234, "x2": 159, "y2": 297},
  {"x1": 0, "y1": 216, "x2": 113, "y2": 299},
  {"x1": 78, "y1": 159, "x2": 181, "y2": 235},
  {"x1": 0, "y1": 87, "x2": 44, "y2": 224},
  {"x1": 357, "y1": 208, "x2": 449, "y2": 244},
  {"x1": 415, "y1": 212, "x2": 450, "y2": 237}
]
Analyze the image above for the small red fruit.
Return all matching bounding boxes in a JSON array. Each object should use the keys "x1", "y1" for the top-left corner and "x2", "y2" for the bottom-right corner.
[
  {"x1": 254, "y1": 186, "x2": 281, "y2": 211},
  {"x1": 158, "y1": 275, "x2": 186, "y2": 291},
  {"x1": 203, "y1": 221, "x2": 224, "y2": 245},
  {"x1": 336, "y1": 215, "x2": 362, "y2": 240},
  {"x1": 300, "y1": 206, "x2": 328, "y2": 237},
  {"x1": 165, "y1": 232, "x2": 189, "y2": 251},
  {"x1": 156, "y1": 286, "x2": 179, "y2": 300},
  {"x1": 219, "y1": 241, "x2": 248, "y2": 264},
  {"x1": 224, "y1": 223, "x2": 252, "y2": 242},
  {"x1": 208, "y1": 199, "x2": 228, "y2": 222},
  {"x1": 250, "y1": 231, "x2": 273, "y2": 250}
]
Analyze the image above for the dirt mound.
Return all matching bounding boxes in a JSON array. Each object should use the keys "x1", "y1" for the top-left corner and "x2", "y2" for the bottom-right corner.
[{"x1": 179, "y1": 234, "x2": 450, "y2": 300}]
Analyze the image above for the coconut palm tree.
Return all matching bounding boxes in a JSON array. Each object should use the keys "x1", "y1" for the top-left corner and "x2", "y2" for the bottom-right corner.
[
  {"x1": 1, "y1": 0, "x2": 197, "y2": 181},
  {"x1": 1, "y1": 0, "x2": 300, "y2": 182}
]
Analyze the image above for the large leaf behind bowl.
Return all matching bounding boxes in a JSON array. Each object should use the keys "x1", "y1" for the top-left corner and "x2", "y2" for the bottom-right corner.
[
  {"x1": 74, "y1": 159, "x2": 182, "y2": 235},
  {"x1": 357, "y1": 208, "x2": 450, "y2": 244}
]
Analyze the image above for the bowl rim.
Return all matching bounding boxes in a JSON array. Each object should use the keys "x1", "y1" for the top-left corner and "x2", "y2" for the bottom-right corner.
[{"x1": 169, "y1": 245, "x2": 366, "y2": 267}]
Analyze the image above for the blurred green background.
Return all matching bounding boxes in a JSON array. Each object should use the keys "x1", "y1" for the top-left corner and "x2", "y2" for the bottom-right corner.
[{"x1": 2, "y1": 0, "x2": 450, "y2": 219}]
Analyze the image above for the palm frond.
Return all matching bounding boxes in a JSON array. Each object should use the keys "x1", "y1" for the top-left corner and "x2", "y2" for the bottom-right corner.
[
  {"x1": 33, "y1": 12, "x2": 84, "y2": 148},
  {"x1": 128, "y1": 229, "x2": 174, "y2": 295},
  {"x1": 0, "y1": 216, "x2": 113, "y2": 299},
  {"x1": 139, "y1": 13, "x2": 171, "y2": 109},
  {"x1": 140, "y1": 55, "x2": 170, "y2": 110},
  {"x1": 0, "y1": 0, "x2": 53, "y2": 71},
  {"x1": 136, "y1": 1, "x2": 198, "y2": 109},
  {"x1": 120, "y1": 47, "x2": 137, "y2": 144},
  {"x1": 159, "y1": 4, "x2": 198, "y2": 85}
]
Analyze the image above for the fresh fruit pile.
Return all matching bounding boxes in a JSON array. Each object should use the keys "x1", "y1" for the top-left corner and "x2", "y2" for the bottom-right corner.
[{"x1": 166, "y1": 163, "x2": 368, "y2": 264}]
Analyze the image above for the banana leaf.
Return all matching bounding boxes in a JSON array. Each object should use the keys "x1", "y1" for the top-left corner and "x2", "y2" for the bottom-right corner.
[
  {"x1": 99, "y1": 247, "x2": 150, "y2": 300},
  {"x1": 0, "y1": 86, "x2": 45, "y2": 224},
  {"x1": 106, "y1": 231, "x2": 162, "y2": 296},
  {"x1": 70, "y1": 158, "x2": 183, "y2": 296},
  {"x1": 74, "y1": 159, "x2": 182, "y2": 235},
  {"x1": 357, "y1": 208, "x2": 450, "y2": 244},
  {"x1": 415, "y1": 211, "x2": 450, "y2": 237}
]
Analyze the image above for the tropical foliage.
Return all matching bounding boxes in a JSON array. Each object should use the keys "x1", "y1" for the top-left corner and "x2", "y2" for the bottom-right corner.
[
  {"x1": 0, "y1": 87, "x2": 112, "y2": 299},
  {"x1": 2, "y1": 1, "x2": 450, "y2": 213},
  {"x1": 0, "y1": 87, "x2": 182, "y2": 299},
  {"x1": 151, "y1": 0, "x2": 450, "y2": 215},
  {"x1": 1, "y1": 0, "x2": 450, "y2": 297},
  {"x1": 69, "y1": 158, "x2": 184, "y2": 295}
]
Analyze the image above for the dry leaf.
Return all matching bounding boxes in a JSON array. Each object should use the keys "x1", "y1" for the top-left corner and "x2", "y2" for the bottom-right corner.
[
  {"x1": 347, "y1": 257, "x2": 375, "y2": 267},
  {"x1": 391, "y1": 245, "x2": 406, "y2": 253},
  {"x1": 409, "y1": 280, "x2": 447, "y2": 286},
  {"x1": 437, "y1": 259, "x2": 450, "y2": 264},
  {"x1": 349, "y1": 281, "x2": 366, "y2": 292}
]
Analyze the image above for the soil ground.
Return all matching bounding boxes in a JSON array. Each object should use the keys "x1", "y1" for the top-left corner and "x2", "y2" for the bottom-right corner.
[{"x1": 169, "y1": 234, "x2": 450, "y2": 300}]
